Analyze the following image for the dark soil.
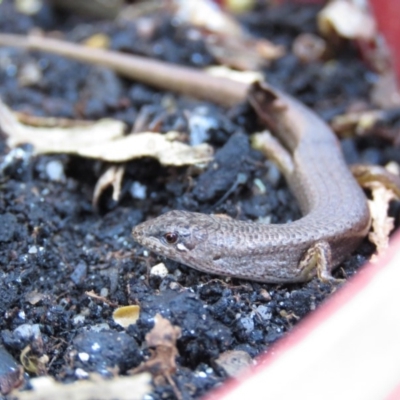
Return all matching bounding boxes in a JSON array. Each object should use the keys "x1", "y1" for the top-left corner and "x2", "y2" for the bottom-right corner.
[{"x1": 0, "y1": 1, "x2": 399, "y2": 399}]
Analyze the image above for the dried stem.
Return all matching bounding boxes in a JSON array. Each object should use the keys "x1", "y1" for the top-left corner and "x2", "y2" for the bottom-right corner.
[{"x1": 0, "y1": 33, "x2": 248, "y2": 107}]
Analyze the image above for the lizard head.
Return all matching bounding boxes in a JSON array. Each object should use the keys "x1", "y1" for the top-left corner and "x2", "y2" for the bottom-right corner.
[{"x1": 132, "y1": 210, "x2": 218, "y2": 267}]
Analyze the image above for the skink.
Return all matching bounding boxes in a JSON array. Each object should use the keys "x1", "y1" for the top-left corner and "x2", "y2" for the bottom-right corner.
[
  {"x1": 0, "y1": 34, "x2": 371, "y2": 282},
  {"x1": 132, "y1": 82, "x2": 371, "y2": 283}
]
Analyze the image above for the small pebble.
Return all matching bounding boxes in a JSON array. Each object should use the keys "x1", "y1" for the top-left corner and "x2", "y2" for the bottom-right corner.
[
  {"x1": 256, "y1": 305, "x2": 272, "y2": 320},
  {"x1": 78, "y1": 352, "x2": 90, "y2": 362},
  {"x1": 73, "y1": 315, "x2": 86, "y2": 325},
  {"x1": 14, "y1": 323, "x2": 41, "y2": 341},
  {"x1": 150, "y1": 263, "x2": 169, "y2": 278},
  {"x1": 75, "y1": 368, "x2": 89, "y2": 379},
  {"x1": 28, "y1": 245, "x2": 37, "y2": 254},
  {"x1": 45, "y1": 160, "x2": 65, "y2": 182},
  {"x1": 188, "y1": 107, "x2": 216, "y2": 146},
  {"x1": 89, "y1": 323, "x2": 110, "y2": 332},
  {"x1": 240, "y1": 316, "x2": 254, "y2": 333},
  {"x1": 130, "y1": 181, "x2": 147, "y2": 200},
  {"x1": 70, "y1": 261, "x2": 87, "y2": 285}
]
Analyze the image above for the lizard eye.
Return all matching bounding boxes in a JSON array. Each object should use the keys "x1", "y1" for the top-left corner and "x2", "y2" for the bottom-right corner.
[{"x1": 164, "y1": 232, "x2": 178, "y2": 244}]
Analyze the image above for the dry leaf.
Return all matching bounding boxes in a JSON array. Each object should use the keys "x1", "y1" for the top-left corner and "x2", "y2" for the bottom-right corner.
[
  {"x1": 352, "y1": 164, "x2": 400, "y2": 260},
  {"x1": 146, "y1": 316, "x2": 180, "y2": 348},
  {"x1": 331, "y1": 109, "x2": 383, "y2": 138},
  {"x1": 331, "y1": 107, "x2": 400, "y2": 143},
  {"x1": 20, "y1": 346, "x2": 48, "y2": 375},
  {"x1": 368, "y1": 185, "x2": 396, "y2": 260},
  {"x1": 79, "y1": 131, "x2": 212, "y2": 165},
  {"x1": 0, "y1": 99, "x2": 124, "y2": 151},
  {"x1": 13, "y1": 373, "x2": 151, "y2": 400},
  {"x1": 132, "y1": 314, "x2": 181, "y2": 377},
  {"x1": 0, "y1": 99, "x2": 213, "y2": 166},
  {"x1": 318, "y1": 0, "x2": 376, "y2": 41},
  {"x1": 206, "y1": 35, "x2": 284, "y2": 71},
  {"x1": 352, "y1": 164, "x2": 400, "y2": 201},
  {"x1": 173, "y1": 0, "x2": 284, "y2": 70}
]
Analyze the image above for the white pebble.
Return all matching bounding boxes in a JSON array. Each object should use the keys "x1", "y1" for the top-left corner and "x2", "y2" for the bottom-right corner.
[
  {"x1": 75, "y1": 368, "x2": 89, "y2": 379},
  {"x1": 130, "y1": 181, "x2": 147, "y2": 200},
  {"x1": 28, "y1": 246, "x2": 38, "y2": 254},
  {"x1": 150, "y1": 263, "x2": 169, "y2": 278},
  {"x1": 78, "y1": 352, "x2": 90, "y2": 362},
  {"x1": 46, "y1": 160, "x2": 65, "y2": 182}
]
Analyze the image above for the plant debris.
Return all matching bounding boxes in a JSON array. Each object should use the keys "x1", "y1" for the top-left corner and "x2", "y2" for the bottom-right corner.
[
  {"x1": 0, "y1": 99, "x2": 213, "y2": 166},
  {"x1": 352, "y1": 164, "x2": 400, "y2": 259},
  {"x1": 131, "y1": 314, "x2": 182, "y2": 398},
  {"x1": 132, "y1": 314, "x2": 181, "y2": 378}
]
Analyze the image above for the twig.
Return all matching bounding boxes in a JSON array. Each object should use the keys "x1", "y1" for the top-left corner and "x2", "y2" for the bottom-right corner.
[{"x1": 0, "y1": 33, "x2": 248, "y2": 107}]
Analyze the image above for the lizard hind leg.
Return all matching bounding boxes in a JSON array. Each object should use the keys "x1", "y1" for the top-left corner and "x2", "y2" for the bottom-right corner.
[{"x1": 298, "y1": 240, "x2": 342, "y2": 283}]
